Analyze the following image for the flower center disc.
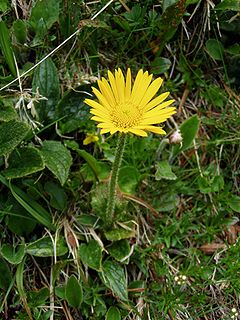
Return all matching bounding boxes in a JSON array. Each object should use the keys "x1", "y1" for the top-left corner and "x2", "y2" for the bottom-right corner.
[{"x1": 111, "y1": 102, "x2": 142, "y2": 129}]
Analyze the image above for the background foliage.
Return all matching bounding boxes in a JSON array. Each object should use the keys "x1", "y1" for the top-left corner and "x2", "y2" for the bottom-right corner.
[{"x1": 0, "y1": 0, "x2": 240, "y2": 319}]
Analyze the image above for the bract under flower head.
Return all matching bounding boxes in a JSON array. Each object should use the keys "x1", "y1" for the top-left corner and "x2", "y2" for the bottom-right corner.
[{"x1": 84, "y1": 68, "x2": 176, "y2": 137}]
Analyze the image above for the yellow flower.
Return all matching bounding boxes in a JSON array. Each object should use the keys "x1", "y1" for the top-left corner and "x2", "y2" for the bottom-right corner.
[
  {"x1": 84, "y1": 68, "x2": 176, "y2": 137},
  {"x1": 83, "y1": 133, "x2": 99, "y2": 145}
]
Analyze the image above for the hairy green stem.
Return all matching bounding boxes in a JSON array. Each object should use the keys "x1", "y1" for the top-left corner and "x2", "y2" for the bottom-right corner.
[{"x1": 106, "y1": 133, "x2": 126, "y2": 227}]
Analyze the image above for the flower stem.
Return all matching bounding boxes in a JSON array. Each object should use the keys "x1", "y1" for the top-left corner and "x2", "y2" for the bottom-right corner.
[{"x1": 106, "y1": 133, "x2": 126, "y2": 227}]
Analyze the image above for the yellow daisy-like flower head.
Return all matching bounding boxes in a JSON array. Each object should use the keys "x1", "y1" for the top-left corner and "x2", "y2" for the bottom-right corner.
[{"x1": 84, "y1": 68, "x2": 176, "y2": 137}]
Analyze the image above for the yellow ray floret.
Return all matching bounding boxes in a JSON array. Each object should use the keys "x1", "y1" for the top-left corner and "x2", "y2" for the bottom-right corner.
[{"x1": 84, "y1": 68, "x2": 176, "y2": 137}]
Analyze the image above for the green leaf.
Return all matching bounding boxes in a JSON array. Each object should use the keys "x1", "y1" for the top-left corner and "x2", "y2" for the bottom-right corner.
[
  {"x1": 66, "y1": 140, "x2": 101, "y2": 181},
  {"x1": 0, "y1": 20, "x2": 16, "y2": 76},
  {"x1": 172, "y1": 115, "x2": 200, "y2": 157},
  {"x1": 1, "y1": 177, "x2": 54, "y2": 230},
  {"x1": 0, "y1": 258, "x2": 12, "y2": 290},
  {"x1": 0, "y1": 120, "x2": 30, "y2": 156},
  {"x1": 151, "y1": 57, "x2": 171, "y2": 74},
  {"x1": 162, "y1": 0, "x2": 178, "y2": 12},
  {"x1": 0, "y1": 244, "x2": 25, "y2": 265},
  {"x1": 105, "y1": 306, "x2": 121, "y2": 320},
  {"x1": 4, "y1": 196, "x2": 37, "y2": 236},
  {"x1": 118, "y1": 166, "x2": 140, "y2": 193},
  {"x1": 228, "y1": 195, "x2": 240, "y2": 213},
  {"x1": 13, "y1": 19, "x2": 27, "y2": 44},
  {"x1": 44, "y1": 181, "x2": 67, "y2": 210},
  {"x1": 206, "y1": 39, "x2": 224, "y2": 61},
  {"x1": 156, "y1": 0, "x2": 186, "y2": 54},
  {"x1": 108, "y1": 239, "x2": 131, "y2": 263},
  {"x1": 32, "y1": 58, "x2": 60, "y2": 121},
  {"x1": 57, "y1": 86, "x2": 91, "y2": 134},
  {"x1": 215, "y1": 0, "x2": 240, "y2": 11},
  {"x1": 26, "y1": 236, "x2": 68, "y2": 257},
  {"x1": 0, "y1": 0, "x2": 10, "y2": 12},
  {"x1": 76, "y1": 214, "x2": 100, "y2": 227},
  {"x1": 28, "y1": 287, "x2": 50, "y2": 308},
  {"x1": 101, "y1": 260, "x2": 128, "y2": 301},
  {"x1": 105, "y1": 223, "x2": 135, "y2": 241},
  {"x1": 197, "y1": 176, "x2": 211, "y2": 194},
  {"x1": 79, "y1": 240, "x2": 102, "y2": 271},
  {"x1": 30, "y1": 0, "x2": 60, "y2": 30},
  {"x1": 65, "y1": 275, "x2": 83, "y2": 308},
  {"x1": 0, "y1": 99, "x2": 17, "y2": 121},
  {"x1": 16, "y1": 257, "x2": 33, "y2": 319},
  {"x1": 41, "y1": 140, "x2": 72, "y2": 185},
  {"x1": 155, "y1": 160, "x2": 177, "y2": 180},
  {"x1": 3, "y1": 147, "x2": 45, "y2": 179}
]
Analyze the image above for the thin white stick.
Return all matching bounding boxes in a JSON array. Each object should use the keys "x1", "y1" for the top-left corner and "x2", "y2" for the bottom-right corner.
[{"x1": 0, "y1": 0, "x2": 115, "y2": 92}]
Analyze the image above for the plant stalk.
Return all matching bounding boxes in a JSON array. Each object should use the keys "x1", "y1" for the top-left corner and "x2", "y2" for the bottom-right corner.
[{"x1": 106, "y1": 133, "x2": 126, "y2": 227}]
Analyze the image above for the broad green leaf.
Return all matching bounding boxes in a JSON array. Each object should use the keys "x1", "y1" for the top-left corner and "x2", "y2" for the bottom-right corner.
[
  {"x1": 3, "y1": 147, "x2": 44, "y2": 179},
  {"x1": 151, "y1": 57, "x2": 171, "y2": 74},
  {"x1": 30, "y1": 0, "x2": 60, "y2": 30},
  {"x1": 0, "y1": 99, "x2": 17, "y2": 121},
  {"x1": 0, "y1": 258, "x2": 12, "y2": 290},
  {"x1": 108, "y1": 239, "x2": 131, "y2": 263},
  {"x1": 0, "y1": 0, "x2": 10, "y2": 12},
  {"x1": 4, "y1": 196, "x2": 37, "y2": 236},
  {"x1": 215, "y1": 0, "x2": 240, "y2": 11},
  {"x1": 105, "y1": 223, "x2": 135, "y2": 241},
  {"x1": 101, "y1": 260, "x2": 128, "y2": 301},
  {"x1": 28, "y1": 287, "x2": 50, "y2": 308},
  {"x1": 162, "y1": 0, "x2": 178, "y2": 12},
  {"x1": 0, "y1": 175, "x2": 54, "y2": 230},
  {"x1": 206, "y1": 39, "x2": 224, "y2": 60},
  {"x1": 0, "y1": 120, "x2": 29, "y2": 156},
  {"x1": 0, "y1": 20, "x2": 16, "y2": 76},
  {"x1": 76, "y1": 214, "x2": 100, "y2": 227},
  {"x1": 32, "y1": 58, "x2": 60, "y2": 121},
  {"x1": 65, "y1": 275, "x2": 83, "y2": 308},
  {"x1": 57, "y1": 86, "x2": 91, "y2": 134},
  {"x1": 118, "y1": 166, "x2": 140, "y2": 193},
  {"x1": 13, "y1": 19, "x2": 27, "y2": 44},
  {"x1": 66, "y1": 140, "x2": 101, "y2": 181},
  {"x1": 44, "y1": 181, "x2": 67, "y2": 210},
  {"x1": 198, "y1": 176, "x2": 211, "y2": 194},
  {"x1": 155, "y1": 160, "x2": 177, "y2": 180},
  {"x1": 41, "y1": 140, "x2": 72, "y2": 186},
  {"x1": 228, "y1": 195, "x2": 240, "y2": 213},
  {"x1": 26, "y1": 236, "x2": 68, "y2": 257},
  {"x1": 0, "y1": 244, "x2": 25, "y2": 265},
  {"x1": 172, "y1": 115, "x2": 200, "y2": 157},
  {"x1": 79, "y1": 240, "x2": 102, "y2": 271},
  {"x1": 105, "y1": 306, "x2": 121, "y2": 320}
]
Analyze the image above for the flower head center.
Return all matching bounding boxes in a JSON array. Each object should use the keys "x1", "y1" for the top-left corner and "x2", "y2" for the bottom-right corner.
[{"x1": 111, "y1": 101, "x2": 143, "y2": 129}]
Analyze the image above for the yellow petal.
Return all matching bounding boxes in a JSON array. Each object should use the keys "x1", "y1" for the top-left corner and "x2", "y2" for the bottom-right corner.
[
  {"x1": 100, "y1": 128, "x2": 110, "y2": 134},
  {"x1": 108, "y1": 70, "x2": 119, "y2": 102},
  {"x1": 98, "y1": 78, "x2": 116, "y2": 105},
  {"x1": 144, "y1": 92, "x2": 170, "y2": 111},
  {"x1": 139, "y1": 77, "x2": 163, "y2": 107},
  {"x1": 137, "y1": 126, "x2": 166, "y2": 135},
  {"x1": 115, "y1": 69, "x2": 125, "y2": 103},
  {"x1": 84, "y1": 99, "x2": 106, "y2": 111},
  {"x1": 143, "y1": 106, "x2": 176, "y2": 119},
  {"x1": 125, "y1": 68, "x2": 132, "y2": 99},
  {"x1": 131, "y1": 72, "x2": 153, "y2": 105},
  {"x1": 128, "y1": 128, "x2": 148, "y2": 136},
  {"x1": 92, "y1": 87, "x2": 112, "y2": 110},
  {"x1": 144, "y1": 101, "x2": 175, "y2": 118},
  {"x1": 130, "y1": 69, "x2": 144, "y2": 99}
]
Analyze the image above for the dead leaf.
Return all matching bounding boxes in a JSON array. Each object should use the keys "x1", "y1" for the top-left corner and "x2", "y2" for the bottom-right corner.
[{"x1": 199, "y1": 242, "x2": 226, "y2": 255}]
